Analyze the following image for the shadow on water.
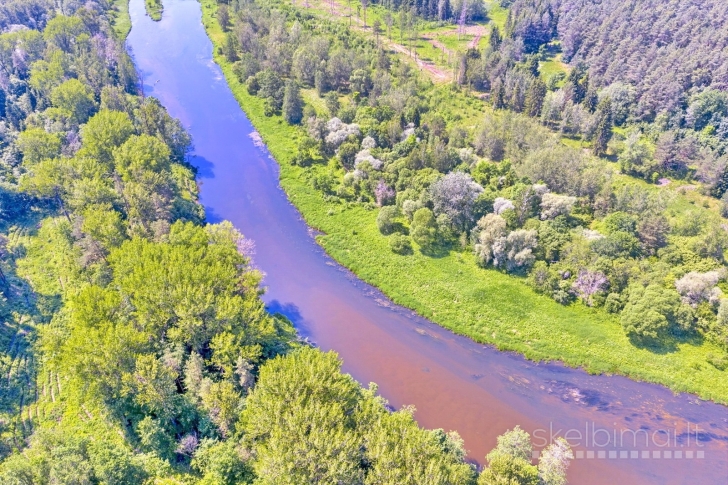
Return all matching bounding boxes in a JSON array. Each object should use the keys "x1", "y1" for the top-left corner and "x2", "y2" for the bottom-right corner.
[
  {"x1": 189, "y1": 154, "x2": 216, "y2": 179},
  {"x1": 266, "y1": 300, "x2": 315, "y2": 340}
]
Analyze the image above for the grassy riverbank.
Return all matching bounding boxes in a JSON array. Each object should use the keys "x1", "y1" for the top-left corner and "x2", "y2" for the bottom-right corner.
[
  {"x1": 198, "y1": 0, "x2": 728, "y2": 404},
  {"x1": 146, "y1": 0, "x2": 163, "y2": 21},
  {"x1": 112, "y1": 0, "x2": 132, "y2": 38}
]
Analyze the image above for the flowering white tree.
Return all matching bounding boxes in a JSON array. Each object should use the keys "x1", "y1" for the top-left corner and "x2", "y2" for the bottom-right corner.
[
  {"x1": 430, "y1": 172, "x2": 484, "y2": 231},
  {"x1": 492, "y1": 229, "x2": 538, "y2": 272},
  {"x1": 324, "y1": 117, "x2": 360, "y2": 148},
  {"x1": 538, "y1": 438, "x2": 574, "y2": 485},
  {"x1": 474, "y1": 214, "x2": 507, "y2": 266},
  {"x1": 493, "y1": 197, "x2": 515, "y2": 215},
  {"x1": 675, "y1": 270, "x2": 725, "y2": 307},
  {"x1": 540, "y1": 192, "x2": 577, "y2": 220}
]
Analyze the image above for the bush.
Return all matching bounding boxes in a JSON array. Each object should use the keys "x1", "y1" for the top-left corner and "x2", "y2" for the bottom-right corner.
[
  {"x1": 376, "y1": 206, "x2": 397, "y2": 234},
  {"x1": 389, "y1": 234, "x2": 412, "y2": 255},
  {"x1": 410, "y1": 208, "x2": 438, "y2": 250},
  {"x1": 620, "y1": 284, "x2": 688, "y2": 341}
]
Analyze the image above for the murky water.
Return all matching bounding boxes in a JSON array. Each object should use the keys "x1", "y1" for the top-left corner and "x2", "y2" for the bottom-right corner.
[{"x1": 126, "y1": 0, "x2": 728, "y2": 482}]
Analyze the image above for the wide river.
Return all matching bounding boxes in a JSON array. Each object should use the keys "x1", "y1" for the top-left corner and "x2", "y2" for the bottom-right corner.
[{"x1": 126, "y1": 0, "x2": 728, "y2": 482}]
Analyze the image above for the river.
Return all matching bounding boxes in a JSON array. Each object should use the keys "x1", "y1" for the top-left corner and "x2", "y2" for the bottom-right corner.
[{"x1": 125, "y1": 0, "x2": 728, "y2": 482}]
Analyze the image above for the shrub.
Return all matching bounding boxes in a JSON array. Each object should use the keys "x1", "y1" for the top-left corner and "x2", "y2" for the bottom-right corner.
[
  {"x1": 410, "y1": 208, "x2": 438, "y2": 250},
  {"x1": 621, "y1": 284, "x2": 685, "y2": 341},
  {"x1": 389, "y1": 234, "x2": 412, "y2": 255},
  {"x1": 376, "y1": 206, "x2": 397, "y2": 234}
]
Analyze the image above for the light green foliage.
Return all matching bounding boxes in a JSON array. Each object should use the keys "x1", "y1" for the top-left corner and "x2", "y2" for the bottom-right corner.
[
  {"x1": 146, "y1": 0, "x2": 164, "y2": 21},
  {"x1": 478, "y1": 453, "x2": 539, "y2": 485},
  {"x1": 486, "y1": 426, "x2": 532, "y2": 462},
  {"x1": 410, "y1": 207, "x2": 438, "y2": 250},
  {"x1": 50, "y1": 78, "x2": 96, "y2": 124},
  {"x1": 43, "y1": 15, "x2": 85, "y2": 52},
  {"x1": 16, "y1": 128, "x2": 62, "y2": 164},
  {"x1": 389, "y1": 233, "x2": 412, "y2": 254},
  {"x1": 192, "y1": 439, "x2": 254, "y2": 485},
  {"x1": 621, "y1": 284, "x2": 683, "y2": 340},
  {"x1": 113, "y1": 134, "x2": 171, "y2": 181},
  {"x1": 376, "y1": 205, "x2": 397, "y2": 234},
  {"x1": 242, "y1": 347, "x2": 476, "y2": 485},
  {"x1": 242, "y1": 348, "x2": 366, "y2": 484},
  {"x1": 78, "y1": 109, "x2": 135, "y2": 167}
]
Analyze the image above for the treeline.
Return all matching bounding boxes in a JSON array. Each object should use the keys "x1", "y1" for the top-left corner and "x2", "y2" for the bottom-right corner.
[
  {"x1": 504, "y1": 0, "x2": 728, "y2": 121},
  {"x1": 455, "y1": 1, "x2": 728, "y2": 200},
  {"x1": 0, "y1": 1, "x2": 577, "y2": 484},
  {"x1": 366, "y1": 0, "x2": 487, "y2": 23}
]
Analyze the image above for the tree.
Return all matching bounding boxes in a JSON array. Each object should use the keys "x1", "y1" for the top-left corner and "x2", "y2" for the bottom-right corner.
[
  {"x1": 377, "y1": 205, "x2": 397, "y2": 234},
  {"x1": 50, "y1": 78, "x2": 96, "y2": 124},
  {"x1": 113, "y1": 134, "x2": 171, "y2": 181},
  {"x1": 242, "y1": 348, "x2": 365, "y2": 484},
  {"x1": 372, "y1": 18, "x2": 382, "y2": 45},
  {"x1": 538, "y1": 438, "x2": 574, "y2": 485},
  {"x1": 361, "y1": 0, "x2": 369, "y2": 26},
  {"x1": 621, "y1": 284, "x2": 682, "y2": 341},
  {"x1": 410, "y1": 207, "x2": 438, "y2": 250},
  {"x1": 474, "y1": 214, "x2": 507, "y2": 266},
  {"x1": 283, "y1": 80, "x2": 303, "y2": 125},
  {"x1": 16, "y1": 128, "x2": 62, "y2": 164},
  {"x1": 592, "y1": 97, "x2": 613, "y2": 156},
  {"x1": 43, "y1": 15, "x2": 85, "y2": 52},
  {"x1": 217, "y1": 4, "x2": 231, "y2": 31},
  {"x1": 429, "y1": 172, "x2": 484, "y2": 231},
  {"x1": 78, "y1": 110, "x2": 135, "y2": 168},
  {"x1": 524, "y1": 77, "x2": 546, "y2": 117}
]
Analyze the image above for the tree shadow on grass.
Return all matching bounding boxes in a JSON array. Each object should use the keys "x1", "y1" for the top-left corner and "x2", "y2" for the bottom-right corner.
[
  {"x1": 419, "y1": 243, "x2": 451, "y2": 259},
  {"x1": 628, "y1": 331, "x2": 704, "y2": 355}
]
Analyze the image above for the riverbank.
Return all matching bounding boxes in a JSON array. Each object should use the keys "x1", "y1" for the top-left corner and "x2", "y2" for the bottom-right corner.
[{"x1": 197, "y1": 0, "x2": 728, "y2": 404}]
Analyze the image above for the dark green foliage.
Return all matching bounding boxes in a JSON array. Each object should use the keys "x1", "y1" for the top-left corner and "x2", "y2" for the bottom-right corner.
[
  {"x1": 592, "y1": 97, "x2": 613, "y2": 156},
  {"x1": 282, "y1": 80, "x2": 303, "y2": 125}
]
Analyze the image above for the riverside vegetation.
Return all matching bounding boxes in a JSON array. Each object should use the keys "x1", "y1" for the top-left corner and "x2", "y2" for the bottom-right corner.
[
  {"x1": 0, "y1": 0, "x2": 577, "y2": 483},
  {"x1": 200, "y1": 0, "x2": 728, "y2": 403}
]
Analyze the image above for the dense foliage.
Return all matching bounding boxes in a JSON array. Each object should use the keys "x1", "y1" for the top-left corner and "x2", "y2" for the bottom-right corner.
[{"x1": 504, "y1": 0, "x2": 728, "y2": 121}]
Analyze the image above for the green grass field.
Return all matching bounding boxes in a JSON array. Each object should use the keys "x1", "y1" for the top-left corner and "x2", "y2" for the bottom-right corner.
[{"x1": 199, "y1": 0, "x2": 728, "y2": 404}]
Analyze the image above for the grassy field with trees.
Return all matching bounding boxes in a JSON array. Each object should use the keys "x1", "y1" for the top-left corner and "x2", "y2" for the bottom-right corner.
[{"x1": 199, "y1": 0, "x2": 728, "y2": 404}]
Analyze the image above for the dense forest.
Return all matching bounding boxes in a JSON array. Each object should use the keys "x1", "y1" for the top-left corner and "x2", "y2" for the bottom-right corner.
[{"x1": 0, "y1": 0, "x2": 577, "y2": 484}]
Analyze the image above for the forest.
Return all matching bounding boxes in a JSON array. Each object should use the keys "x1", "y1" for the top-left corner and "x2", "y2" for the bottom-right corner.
[{"x1": 0, "y1": 0, "x2": 576, "y2": 483}]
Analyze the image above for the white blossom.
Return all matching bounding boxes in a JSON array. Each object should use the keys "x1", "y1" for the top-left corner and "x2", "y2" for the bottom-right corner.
[{"x1": 493, "y1": 197, "x2": 515, "y2": 215}]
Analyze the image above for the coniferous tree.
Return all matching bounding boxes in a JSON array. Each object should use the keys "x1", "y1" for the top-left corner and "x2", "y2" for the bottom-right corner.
[{"x1": 283, "y1": 80, "x2": 304, "y2": 124}]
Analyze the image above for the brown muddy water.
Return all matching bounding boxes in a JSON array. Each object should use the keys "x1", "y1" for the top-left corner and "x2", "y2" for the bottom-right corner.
[{"x1": 126, "y1": 0, "x2": 728, "y2": 482}]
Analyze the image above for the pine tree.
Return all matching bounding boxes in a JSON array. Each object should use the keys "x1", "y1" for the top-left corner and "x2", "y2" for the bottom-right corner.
[
  {"x1": 524, "y1": 78, "x2": 546, "y2": 117},
  {"x1": 593, "y1": 97, "x2": 613, "y2": 156},
  {"x1": 283, "y1": 80, "x2": 304, "y2": 125}
]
